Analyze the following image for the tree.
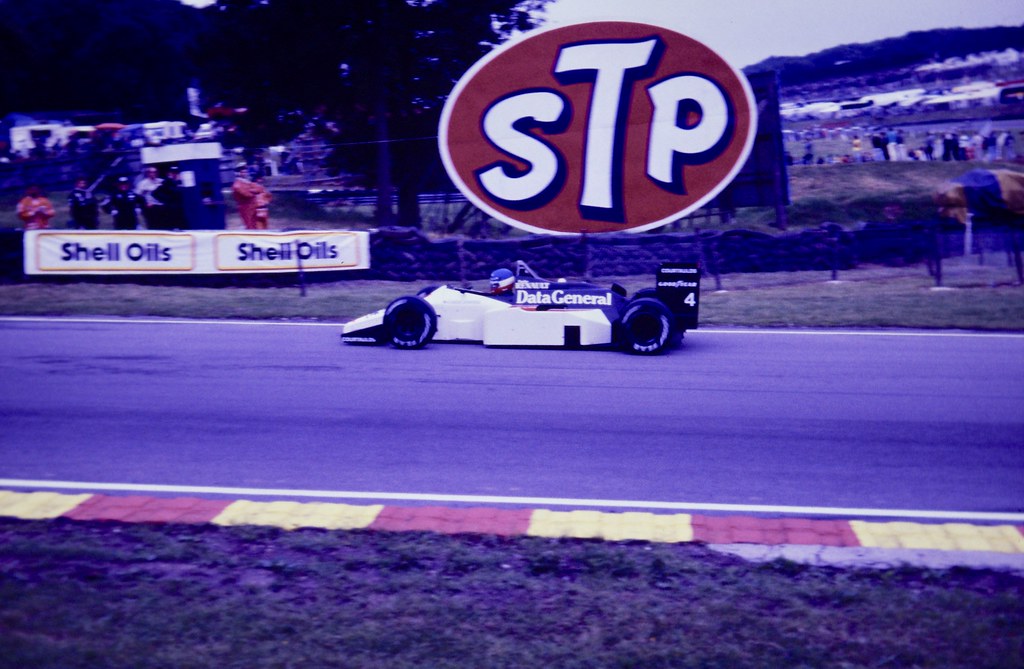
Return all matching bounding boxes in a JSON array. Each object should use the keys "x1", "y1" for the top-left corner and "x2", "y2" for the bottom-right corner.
[
  {"x1": 0, "y1": 0, "x2": 205, "y2": 120},
  {"x1": 200, "y1": 0, "x2": 551, "y2": 226},
  {"x1": 0, "y1": 0, "x2": 552, "y2": 228}
]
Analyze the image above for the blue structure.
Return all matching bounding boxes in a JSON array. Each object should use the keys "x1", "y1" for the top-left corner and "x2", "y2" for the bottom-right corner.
[{"x1": 141, "y1": 143, "x2": 225, "y2": 229}]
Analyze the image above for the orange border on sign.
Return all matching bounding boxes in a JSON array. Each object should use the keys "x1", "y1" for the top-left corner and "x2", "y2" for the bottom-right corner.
[{"x1": 34, "y1": 231, "x2": 197, "y2": 273}]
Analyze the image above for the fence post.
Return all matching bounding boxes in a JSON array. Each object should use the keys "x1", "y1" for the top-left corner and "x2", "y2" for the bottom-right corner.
[
  {"x1": 694, "y1": 226, "x2": 722, "y2": 291},
  {"x1": 294, "y1": 241, "x2": 307, "y2": 297},
  {"x1": 829, "y1": 226, "x2": 840, "y2": 281},
  {"x1": 964, "y1": 212, "x2": 973, "y2": 259},
  {"x1": 1012, "y1": 229, "x2": 1024, "y2": 285}
]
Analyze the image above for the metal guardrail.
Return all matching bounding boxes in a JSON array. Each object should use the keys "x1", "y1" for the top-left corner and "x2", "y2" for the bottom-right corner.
[{"x1": 304, "y1": 189, "x2": 468, "y2": 207}]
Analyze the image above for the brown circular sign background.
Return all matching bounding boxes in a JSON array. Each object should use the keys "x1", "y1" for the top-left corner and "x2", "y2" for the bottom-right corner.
[{"x1": 439, "y1": 21, "x2": 757, "y2": 235}]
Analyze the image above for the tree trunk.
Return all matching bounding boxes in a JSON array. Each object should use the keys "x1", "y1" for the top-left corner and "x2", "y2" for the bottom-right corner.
[
  {"x1": 397, "y1": 181, "x2": 420, "y2": 228},
  {"x1": 374, "y1": 95, "x2": 395, "y2": 226}
]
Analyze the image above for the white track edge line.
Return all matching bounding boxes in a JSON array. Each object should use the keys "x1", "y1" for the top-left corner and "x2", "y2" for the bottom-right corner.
[
  {"x1": 698, "y1": 328, "x2": 1024, "y2": 338},
  {"x1": 2, "y1": 479, "x2": 1022, "y2": 523},
  {"x1": 1, "y1": 316, "x2": 1021, "y2": 338},
  {"x1": 0, "y1": 316, "x2": 341, "y2": 327}
]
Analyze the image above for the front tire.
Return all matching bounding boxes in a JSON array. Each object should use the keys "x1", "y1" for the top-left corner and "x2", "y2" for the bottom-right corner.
[
  {"x1": 383, "y1": 296, "x2": 437, "y2": 349},
  {"x1": 619, "y1": 297, "x2": 674, "y2": 355}
]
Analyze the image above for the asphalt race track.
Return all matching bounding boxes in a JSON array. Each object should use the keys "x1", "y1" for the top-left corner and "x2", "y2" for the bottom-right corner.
[{"x1": 1, "y1": 317, "x2": 1022, "y2": 520}]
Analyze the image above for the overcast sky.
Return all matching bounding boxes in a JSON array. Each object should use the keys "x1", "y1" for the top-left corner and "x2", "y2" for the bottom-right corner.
[
  {"x1": 180, "y1": 0, "x2": 1023, "y2": 70},
  {"x1": 537, "y1": 0, "x2": 1024, "y2": 68}
]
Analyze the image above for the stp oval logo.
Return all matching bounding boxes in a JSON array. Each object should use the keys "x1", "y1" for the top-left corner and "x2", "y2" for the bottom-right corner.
[{"x1": 439, "y1": 22, "x2": 757, "y2": 235}]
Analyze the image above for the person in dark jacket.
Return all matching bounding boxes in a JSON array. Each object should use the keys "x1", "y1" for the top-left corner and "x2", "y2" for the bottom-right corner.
[
  {"x1": 68, "y1": 178, "x2": 99, "y2": 230},
  {"x1": 150, "y1": 165, "x2": 185, "y2": 230},
  {"x1": 105, "y1": 177, "x2": 144, "y2": 230}
]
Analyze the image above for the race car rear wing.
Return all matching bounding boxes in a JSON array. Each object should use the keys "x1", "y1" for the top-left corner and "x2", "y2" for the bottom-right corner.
[{"x1": 656, "y1": 262, "x2": 701, "y2": 330}]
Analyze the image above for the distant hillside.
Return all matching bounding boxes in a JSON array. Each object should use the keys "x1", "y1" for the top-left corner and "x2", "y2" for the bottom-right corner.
[{"x1": 746, "y1": 24, "x2": 1024, "y2": 87}]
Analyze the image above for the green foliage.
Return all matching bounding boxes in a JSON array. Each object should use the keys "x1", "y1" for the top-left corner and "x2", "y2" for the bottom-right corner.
[
  {"x1": 196, "y1": 0, "x2": 550, "y2": 141},
  {"x1": 193, "y1": 0, "x2": 552, "y2": 222},
  {"x1": 0, "y1": 0, "x2": 206, "y2": 120},
  {"x1": 0, "y1": 0, "x2": 551, "y2": 132}
]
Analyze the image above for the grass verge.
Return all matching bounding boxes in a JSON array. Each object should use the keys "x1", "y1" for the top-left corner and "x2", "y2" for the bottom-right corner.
[
  {"x1": 1, "y1": 263, "x2": 1022, "y2": 330},
  {"x1": 1, "y1": 518, "x2": 1021, "y2": 669}
]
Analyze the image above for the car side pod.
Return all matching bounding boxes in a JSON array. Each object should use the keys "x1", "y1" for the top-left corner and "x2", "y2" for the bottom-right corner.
[{"x1": 383, "y1": 295, "x2": 437, "y2": 349}]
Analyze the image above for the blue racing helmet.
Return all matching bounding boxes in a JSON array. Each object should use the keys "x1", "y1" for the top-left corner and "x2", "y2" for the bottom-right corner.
[{"x1": 489, "y1": 268, "x2": 515, "y2": 294}]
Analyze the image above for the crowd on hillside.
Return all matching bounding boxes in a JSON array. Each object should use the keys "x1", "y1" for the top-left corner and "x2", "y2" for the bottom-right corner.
[{"x1": 788, "y1": 126, "x2": 1020, "y2": 166}]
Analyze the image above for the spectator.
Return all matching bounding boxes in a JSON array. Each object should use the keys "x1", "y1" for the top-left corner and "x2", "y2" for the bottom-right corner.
[
  {"x1": 68, "y1": 177, "x2": 100, "y2": 230},
  {"x1": 16, "y1": 185, "x2": 56, "y2": 230},
  {"x1": 922, "y1": 140, "x2": 934, "y2": 161},
  {"x1": 105, "y1": 177, "x2": 144, "y2": 230},
  {"x1": 982, "y1": 133, "x2": 997, "y2": 162},
  {"x1": 886, "y1": 128, "x2": 899, "y2": 161},
  {"x1": 135, "y1": 166, "x2": 163, "y2": 229},
  {"x1": 871, "y1": 133, "x2": 888, "y2": 161},
  {"x1": 231, "y1": 164, "x2": 262, "y2": 229},
  {"x1": 802, "y1": 141, "x2": 814, "y2": 165},
  {"x1": 895, "y1": 130, "x2": 907, "y2": 161},
  {"x1": 151, "y1": 166, "x2": 185, "y2": 229},
  {"x1": 252, "y1": 174, "x2": 272, "y2": 230},
  {"x1": 941, "y1": 133, "x2": 958, "y2": 161}
]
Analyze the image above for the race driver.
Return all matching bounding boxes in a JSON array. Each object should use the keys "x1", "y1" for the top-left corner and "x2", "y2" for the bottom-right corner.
[{"x1": 489, "y1": 268, "x2": 515, "y2": 297}]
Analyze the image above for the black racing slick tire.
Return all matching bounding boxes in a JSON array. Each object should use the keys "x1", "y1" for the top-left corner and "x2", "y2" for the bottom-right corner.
[
  {"x1": 619, "y1": 297, "x2": 675, "y2": 355},
  {"x1": 383, "y1": 295, "x2": 437, "y2": 349}
]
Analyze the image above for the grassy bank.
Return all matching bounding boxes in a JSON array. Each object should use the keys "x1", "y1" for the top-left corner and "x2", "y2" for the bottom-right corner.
[
  {"x1": 1, "y1": 263, "x2": 1022, "y2": 330},
  {"x1": 1, "y1": 519, "x2": 1021, "y2": 669}
]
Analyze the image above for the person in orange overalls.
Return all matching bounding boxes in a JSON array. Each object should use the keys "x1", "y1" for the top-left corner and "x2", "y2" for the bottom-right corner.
[
  {"x1": 16, "y1": 185, "x2": 56, "y2": 230},
  {"x1": 252, "y1": 174, "x2": 272, "y2": 229},
  {"x1": 231, "y1": 164, "x2": 261, "y2": 229}
]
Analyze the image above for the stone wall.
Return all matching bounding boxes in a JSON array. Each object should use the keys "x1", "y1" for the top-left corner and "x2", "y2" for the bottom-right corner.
[{"x1": 364, "y1": 220, "x2": 971, "y2": 281}]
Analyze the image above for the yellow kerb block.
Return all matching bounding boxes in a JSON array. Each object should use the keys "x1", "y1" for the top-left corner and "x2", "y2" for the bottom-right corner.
[
  {"x1": 851, "y1": 520, "x2": 1024, "y2": 553},
  {"x1": 528, "y1": 509, "x2": 693, "y2": 543},
  {"x1": 0, "y1": 491, "x2": 92, "y2": 519},
  {"x1": 212, "y1": 500, "x2": 383, "y2": 530}
]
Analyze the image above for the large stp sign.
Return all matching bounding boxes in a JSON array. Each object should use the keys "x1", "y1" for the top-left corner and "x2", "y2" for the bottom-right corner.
[{"x1": 439, "y1": 22, "x2": 757, "y2": 234}]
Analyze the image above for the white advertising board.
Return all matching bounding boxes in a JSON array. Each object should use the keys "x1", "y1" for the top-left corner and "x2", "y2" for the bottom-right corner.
[{"x1": 24, "y1": 230, "x2": 370, "y2": 275}]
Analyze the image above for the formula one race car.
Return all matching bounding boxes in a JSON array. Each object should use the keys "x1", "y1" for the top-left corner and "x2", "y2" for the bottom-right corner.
[{"x1": 341, "y1": 261, "x2": 700, "y2": 355}]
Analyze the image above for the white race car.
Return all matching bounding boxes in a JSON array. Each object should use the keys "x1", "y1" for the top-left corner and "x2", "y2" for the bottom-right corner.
[{"x1": 341, "y1": 261, "x2": 700, "y2": 355}]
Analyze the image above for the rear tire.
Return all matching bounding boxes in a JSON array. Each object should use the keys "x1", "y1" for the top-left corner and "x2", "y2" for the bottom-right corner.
[
  {"x1": 383, "y1": 296, "x2": 437, "y2": 349},
  {"x1": 619, "y1": 297, "x2": 674, "y2": 355}
]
